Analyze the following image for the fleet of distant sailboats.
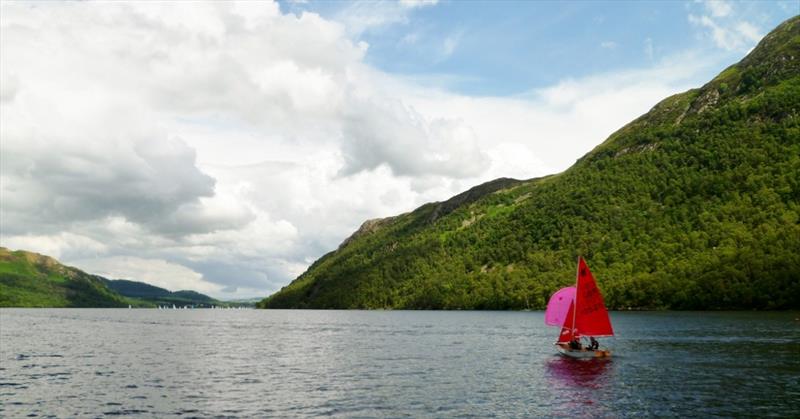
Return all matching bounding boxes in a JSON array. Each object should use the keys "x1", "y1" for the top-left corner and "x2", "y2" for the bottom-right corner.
[{"x1": 151, "y1": 304, "x2": 249, "y2": 309}]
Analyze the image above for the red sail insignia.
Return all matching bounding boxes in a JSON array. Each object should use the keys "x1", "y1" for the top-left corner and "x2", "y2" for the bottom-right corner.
[{"x1": 557, "y1": 300, "x2": 576, "y2": 343}]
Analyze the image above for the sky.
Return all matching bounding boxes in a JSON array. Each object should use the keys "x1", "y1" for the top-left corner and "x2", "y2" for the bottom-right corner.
[{"x1": 1, "y1": 0, "x2": 797, "y2": 299}]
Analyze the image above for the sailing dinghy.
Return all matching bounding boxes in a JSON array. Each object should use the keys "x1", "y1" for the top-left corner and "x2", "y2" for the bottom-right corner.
[{"x1": 545, "y1": 257, "x2": 614, "y2": 358}]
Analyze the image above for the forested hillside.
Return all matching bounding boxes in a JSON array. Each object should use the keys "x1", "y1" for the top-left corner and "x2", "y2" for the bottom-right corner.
[{"x1": 260, "y1": 16, "x2": 800, "y2": 310}]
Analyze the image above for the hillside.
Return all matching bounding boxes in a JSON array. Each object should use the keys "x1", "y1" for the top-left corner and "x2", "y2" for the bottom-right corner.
[
  {"x1": 0, "y1": 247, "x2": 135, "y2": 307},
  {"x1": 259, "y1": 16, "x2": 800, "y2": 310},
  {"x1": 0, "y1": 247, "x2": 235, "y2": 308}
]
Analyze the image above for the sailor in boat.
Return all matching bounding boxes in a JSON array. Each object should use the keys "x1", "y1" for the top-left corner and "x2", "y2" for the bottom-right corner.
[
  {"x1": 565, "y1": 337, "x2": 598, "y2": 352},
  {"x1": 589, "y1": 337, "x2": 599, "y2": 350},
  {"x1": 568, "y1": 339, "x2": 582, "y2": 350}
]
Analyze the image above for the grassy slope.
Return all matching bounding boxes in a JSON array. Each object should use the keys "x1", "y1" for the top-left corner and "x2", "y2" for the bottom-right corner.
[
  {"x1": 0, "y1": 247, "x2": 142, "y2": 308},
  {"x1": 0, "y1": 248, "x2": 250, "y2": 308},
  {"x1": 260, "y1": 16, "x2": 800, "y2": 310}
]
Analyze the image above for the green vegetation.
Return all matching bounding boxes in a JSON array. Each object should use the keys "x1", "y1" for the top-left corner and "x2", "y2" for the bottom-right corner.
[
  {"x1": 0, "y1": 247, "x2": 248, "y2": 308},
  {"x1": 0, "y1": 247, "x2": 137, "y2": 307},
  {"x1": 260, "y1": 16, "x2": 800, "y2": 311}
]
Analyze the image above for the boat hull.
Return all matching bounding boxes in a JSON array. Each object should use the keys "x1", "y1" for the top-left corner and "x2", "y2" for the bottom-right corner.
[{"x1": 556, "y1": 344, "x2": 611, "y2": 359}]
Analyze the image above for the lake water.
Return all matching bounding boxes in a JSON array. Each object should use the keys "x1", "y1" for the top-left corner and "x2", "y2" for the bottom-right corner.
[{"x1": 1, "y1": 309, "x2": 798, "y2": 418}]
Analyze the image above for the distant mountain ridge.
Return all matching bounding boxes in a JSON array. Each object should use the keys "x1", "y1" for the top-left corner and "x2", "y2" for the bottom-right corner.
[
  {"x1": 102, "y1": 279, "x2": 218, "y2": 307},
  {"x1": 260, "y1": 16, "x2": 800, "y2": 310}
]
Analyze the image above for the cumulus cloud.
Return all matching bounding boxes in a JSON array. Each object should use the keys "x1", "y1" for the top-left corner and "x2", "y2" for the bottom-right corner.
[
  {"x1": 1, "y1": 0, "x2": 719, "y2": 299},
  {"x1": 340, "y1": 99, "x2": 489, "y2": 177},
  {"x1": 0, "y1": 126, "x2": 219, "y2": 236}
]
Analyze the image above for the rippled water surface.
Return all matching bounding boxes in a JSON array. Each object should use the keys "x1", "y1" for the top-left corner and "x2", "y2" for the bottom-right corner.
[{"x1": 1, "y1": 309, "x2": 799, "y2": 417}]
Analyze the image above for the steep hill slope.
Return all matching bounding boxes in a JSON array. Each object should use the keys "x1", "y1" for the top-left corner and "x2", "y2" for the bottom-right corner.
[
  {"x1": 260, "y1": 16, "x2": 800, "y2": 310},
  {"x1": 0, "y1": 247, "x2": 135, "y2": 307}
]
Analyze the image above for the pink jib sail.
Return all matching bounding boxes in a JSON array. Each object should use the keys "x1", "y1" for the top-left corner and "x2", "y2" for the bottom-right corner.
[
  {"x1": 574, "y1": 257, "x2": 614, "y2": 337},
  {"x1": 545, "y1": 286, "x2": 576, "y2": 326}
]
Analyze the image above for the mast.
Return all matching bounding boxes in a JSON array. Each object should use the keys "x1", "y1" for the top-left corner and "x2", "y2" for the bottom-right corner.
[{"x1": 571, "y1": 255, "x2": 580, "y2": 338}]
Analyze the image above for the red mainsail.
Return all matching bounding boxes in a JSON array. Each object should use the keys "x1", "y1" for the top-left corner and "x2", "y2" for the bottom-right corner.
[{"x1": 572, "y1": 256, "x2": 614, "y2": 337}]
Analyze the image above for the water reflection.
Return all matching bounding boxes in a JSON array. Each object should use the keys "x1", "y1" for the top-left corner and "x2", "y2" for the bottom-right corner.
[{"x1": 545, "y1": 356, "x2": 613, "y2": 389}]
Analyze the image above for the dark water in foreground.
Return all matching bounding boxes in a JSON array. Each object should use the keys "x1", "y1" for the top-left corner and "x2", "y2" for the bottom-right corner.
[{"x1": 1, "y1": 309, "x2": 798, "y2": 418}]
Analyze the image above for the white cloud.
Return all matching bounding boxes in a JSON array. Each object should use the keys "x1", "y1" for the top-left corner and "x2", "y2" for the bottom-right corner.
[
  {"x1": 0, "y1": 73, "x2": 18, "y2": 103},
  {"x1": 405, "y1": 52, "x2": 711, "y2": 175},
  {"x1": 1, "y1": 0, "x2": 720, "y2": 299},
  {"x1": 735, "y1": 21, "x2": 761, "y2": 45},
  {"x1": 72, "y1": 256, "x2": 222, "y2": 295},
  {"x1": 706, "y1": 0, "x2": 732, "y2": 18},
  {"x1": 1, "y1": 233, "x2": 108, "y2": 261},
  {"x1": 339, "y1": 97, "x2": 489, "y2": 177},
  {"x1": 400, "y1": 0, "x2": 439, "y2": 9},
  {"x1": 600, "y1": 41, "x2": 618, "y2": 49},
  {"x1": 335, "y1": 0, "x2": 437, "y2": 36},
  {"x1": 688, "y1": 1, "x2": 763, "y2": 51},
  {"x1": 439, "y1": 31, "x2": 463, "y2": 61}
]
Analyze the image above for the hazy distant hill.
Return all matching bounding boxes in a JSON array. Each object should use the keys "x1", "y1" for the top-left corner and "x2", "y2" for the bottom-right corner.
[
  {"x1": 260, "y1": 16, "x2": 800, "y2": 310},
  {"x1": 102, "y1": 279, "x2": 221, "y2": 307}
]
